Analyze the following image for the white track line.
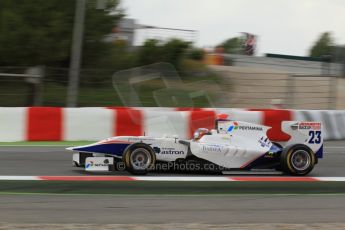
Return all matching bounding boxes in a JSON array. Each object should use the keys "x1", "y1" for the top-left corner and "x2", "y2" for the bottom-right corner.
[
  {"x1": 133, "y1": 176, "x2": 232, "y2": 181},
  {"x1": 316, "y1": 177, "x2": 345, "y2": 181},
  {"x1": 0, "y1": 176, "x2": 42, "y2": 180},
  {"x1": 0, "y1": 176, "x2": 345, "y2": 182}
]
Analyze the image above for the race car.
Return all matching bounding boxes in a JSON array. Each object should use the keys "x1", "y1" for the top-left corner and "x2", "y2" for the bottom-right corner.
[{"x1": 67, "y1": 119, "x2": 323, "y2": 176}]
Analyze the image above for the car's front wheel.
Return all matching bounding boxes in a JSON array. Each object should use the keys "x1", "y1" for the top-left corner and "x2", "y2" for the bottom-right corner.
[
  {"x1": 123, "y1": 144, "x2": 156, "y2": 175},
  {"x1": 280, "y1": 144, "x2": 316, "y2": 176}
]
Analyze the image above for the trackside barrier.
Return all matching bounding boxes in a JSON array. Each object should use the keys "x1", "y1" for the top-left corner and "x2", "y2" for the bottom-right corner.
[
  {"x1": 0, "y1": 107, "x2": 345, "y2": 141},
  {"x1": 250, "y1": 109, "x2": 292, "y2": 141},
  {"x1": 0, "y1": 107, "x2": 26, "y2": 141},
  {"x1": 27, "y1": 107, "x2": 63, "y2": 141}
]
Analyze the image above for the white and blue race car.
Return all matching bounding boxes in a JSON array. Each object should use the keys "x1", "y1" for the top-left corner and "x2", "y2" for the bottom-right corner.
[{"x1": 67, "y1": 119, "x2": 323, "y2": 176}]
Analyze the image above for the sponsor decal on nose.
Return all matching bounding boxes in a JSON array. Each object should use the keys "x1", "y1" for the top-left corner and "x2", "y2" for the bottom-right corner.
[{"x1": 86, "y1": 161, "x2": 94, "y2": 168}]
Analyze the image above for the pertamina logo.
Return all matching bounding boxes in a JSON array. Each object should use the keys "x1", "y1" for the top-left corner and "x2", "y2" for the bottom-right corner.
[
  {"x1": 86, "y1": 159, "x2": 109, "y2": 168},
  {"x1": 227, "y1": 122, "x2": 239, "y2": 132},
  {"x1": 227, "y1": 122, "x2": 263, "y2": 132},
  {"x1": 86, "y1": 161, "x2": 94, "y2": 168}
]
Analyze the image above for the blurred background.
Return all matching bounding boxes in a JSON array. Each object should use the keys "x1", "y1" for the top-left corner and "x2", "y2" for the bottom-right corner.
[{"x1": 0, "y1": 0, "x2": 344, "y2": 109}]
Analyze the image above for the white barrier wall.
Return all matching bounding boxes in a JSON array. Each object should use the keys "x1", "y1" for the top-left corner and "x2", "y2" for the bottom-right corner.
[
  {"x1": 64, "y1": 108, "x2": 114, "y2": 141},
  {"x1": 0, "y1": 108, "x2": 26, "y2": 142},
  {"x1": 143, "y1": 111, "x2": 189, "y2": 138}
]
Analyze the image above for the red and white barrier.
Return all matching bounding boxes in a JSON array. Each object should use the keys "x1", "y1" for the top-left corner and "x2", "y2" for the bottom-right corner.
[
  {"x1": 0, "y1": 107, "x2": 345, "y2": 141},
  {"x1": 0, "y1": 175, "x2": 344, "y2": 182}
]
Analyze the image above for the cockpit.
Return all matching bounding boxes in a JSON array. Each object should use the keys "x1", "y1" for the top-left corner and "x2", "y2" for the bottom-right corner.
[{"x1": 193, "y1": 128, "x2": 211, "y2": 141}]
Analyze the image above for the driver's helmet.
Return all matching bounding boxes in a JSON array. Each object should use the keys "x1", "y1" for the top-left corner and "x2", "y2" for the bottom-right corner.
[{"x1": 193, "y1": 128, "x2": 211, "y2": 141}]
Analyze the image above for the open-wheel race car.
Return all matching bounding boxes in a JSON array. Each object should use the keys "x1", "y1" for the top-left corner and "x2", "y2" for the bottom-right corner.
[{"x1": 67, "y1": 119, "x2": 323, "y2": 176}]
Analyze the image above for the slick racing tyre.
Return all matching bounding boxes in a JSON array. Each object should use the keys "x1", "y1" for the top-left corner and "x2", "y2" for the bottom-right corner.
[
  {"x1": 280, "y1": 144, "x2": 316, "y2": 176},
  {"x1": 123, "y1": 143, "x2": 156, "y2": 175}
]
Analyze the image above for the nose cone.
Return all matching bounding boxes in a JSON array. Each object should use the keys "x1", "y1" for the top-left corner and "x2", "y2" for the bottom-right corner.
[
  {"x1": 66, "y1": 143, "x2": 94, "y2": 152},
  {"x1": 65, "y1": 143, "x2": 96, "y2": 152},
  {"x1": 66, "y1": 146, "x2": 75, "y2": 151}
]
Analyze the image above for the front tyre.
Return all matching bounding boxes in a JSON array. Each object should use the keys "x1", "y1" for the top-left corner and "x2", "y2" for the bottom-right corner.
[
  {"x1": 123, "y1": 144, "x2": 156, "y2": 175},
  {"x1": 280, "y1": 144, "x2": 316, "y2": 176}
]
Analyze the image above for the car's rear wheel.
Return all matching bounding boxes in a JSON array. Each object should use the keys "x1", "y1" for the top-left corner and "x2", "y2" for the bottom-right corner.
[
  {"x1": 280, "y1": 144, "x2": 316, "y2": 176},
  {"x1": 123, "y1": 144, "x2": 156, "y2": 175}
]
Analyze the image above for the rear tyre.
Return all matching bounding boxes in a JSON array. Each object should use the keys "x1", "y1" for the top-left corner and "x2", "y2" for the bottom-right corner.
[
  {"x1": 280, "y1": 144, "x2": 316, "y2": 176},
  {"x1": 123, "y1": 144, "x2": 156, "y2": 175}
]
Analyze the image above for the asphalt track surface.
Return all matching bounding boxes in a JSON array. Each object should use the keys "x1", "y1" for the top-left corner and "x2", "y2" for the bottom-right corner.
[
  {"x1": 0, "y1": 194, "x2": 345, "y2": 224},
  {"x1": 0, "y1": 141, "x2": 345, "y2": 225},
  {"x1": 0, "y1": 141, "x2": 344, "y2": 176}
]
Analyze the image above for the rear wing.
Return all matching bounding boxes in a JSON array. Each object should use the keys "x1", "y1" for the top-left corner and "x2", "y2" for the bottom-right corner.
[{"x1": 281, "y1": 121, "x2": 323, "y2": 158}]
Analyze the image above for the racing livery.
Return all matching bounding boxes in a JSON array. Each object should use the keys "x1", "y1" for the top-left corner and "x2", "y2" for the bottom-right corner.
[{"x1": 67, "y1": 119, "x2": 323, "y2": 176}]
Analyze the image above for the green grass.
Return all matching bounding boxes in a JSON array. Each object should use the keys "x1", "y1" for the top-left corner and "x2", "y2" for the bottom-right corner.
[
  {"x1": 0, "y1": 81, "x2": 217, "y2": 107},
  {"x1": 0, "y1": 141, "x2": 93, "y2": 146},
  {"x1": 0, "y1": 65, "x2": 223, "y2": 107}
]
